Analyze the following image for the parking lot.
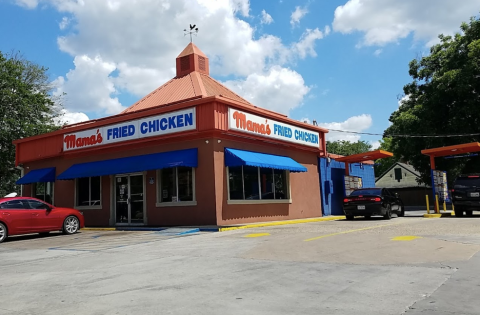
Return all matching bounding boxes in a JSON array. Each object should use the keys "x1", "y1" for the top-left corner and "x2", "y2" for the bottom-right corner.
[{"x1": 1, "y1": 214, "x2": 480, "y2": 315}]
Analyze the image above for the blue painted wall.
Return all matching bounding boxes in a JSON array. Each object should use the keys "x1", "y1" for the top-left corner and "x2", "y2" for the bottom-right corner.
[{"x1": 319, "y1": 158, "x2": 375, "y2": 216}]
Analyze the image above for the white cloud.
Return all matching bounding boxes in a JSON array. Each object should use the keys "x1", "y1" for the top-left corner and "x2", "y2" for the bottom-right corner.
[
  {"x1": 224, "y1": 66, "x2": 311, "y2": 115},
  {"x1": 370, "y1": 140, "x2": 381, "y2": 150},
  {"x1": 324, "y1": 25, "x2": 331, "y2": 36},
  {"x1": 374, "y1": 49, "x2": 382, "y2": 56},
  {"x1": 398, "y1": 94, "x2": 410, "y2": 107},
  {"x1": 59, "y1": 16, "x2": 70, "y2": 30},
  {"x1": 293, "y1": 28, "x2": 325, "y2": 59},
  {"x1": 261, "y1": 9, "x2": 273, "y2": 24},
  {"x1": 15, "y1": 0, "x2": 326, "y2": 119},
  {"x1": 52, "y1": 55, "x2": 125, "y2": 116},
  {"x1": 318, "y1": 114, "x2": 373, "y2": 142},
  {"x1": 14, "y1": 0, "x2": 38, "y2": 9},
  {"x1": 56, "y1": 110, "x2": 90, "y2": 126},
  {"x1": 333, "y1": 0, "x2": 479, "y2": 47},
  {"x1": 290, "y1": 5, "x2": 308, "y2": 27}
]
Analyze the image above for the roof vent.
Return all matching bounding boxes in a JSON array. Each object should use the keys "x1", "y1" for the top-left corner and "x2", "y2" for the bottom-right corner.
[
  {"x1": 180, "y1": 56, "x2": 190, "y2": 72},
  {"x1": 198, "y1": 56, "x2": 206, "y2": 71},
  {"x1": 175, "y1": 42, "x2": 209, "y2": 77}
]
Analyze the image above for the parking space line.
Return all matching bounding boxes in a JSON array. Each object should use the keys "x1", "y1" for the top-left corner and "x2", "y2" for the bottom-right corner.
[
  {"x1": 244, "y1": 233, "x2": 270, "y2": 238},
  {"x1": 391, "y1": 236, "x2": 423, "y2": 241},
  {"x1": 304, "y1": 222, "x2": 404, "y2": 242}
]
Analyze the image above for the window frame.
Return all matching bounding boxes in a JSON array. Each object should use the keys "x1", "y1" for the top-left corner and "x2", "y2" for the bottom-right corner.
[
  {"x1": 156, "y1": 167, "x2": 197, "y2": 207},
  {"x1": 226, "y1": 166, "x2": 292, "y2": 205},
  {"x1": 74, "y1": 177, "x2": 103, "y2": 210},
  {"x1": 31, "y1": 182, "x2": 55, "y2": 205}
]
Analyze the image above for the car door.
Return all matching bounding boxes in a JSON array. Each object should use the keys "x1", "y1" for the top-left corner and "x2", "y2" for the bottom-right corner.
[
  {"x1": 381, "y1": 189, "x2": 394, "y2": 210},
  {"x1": 25, "y1": 200, "x2": 62, "y2": 231},
  {"x1": 385, "y1": 189, "x2": 399, "y2": 211},
  {"x1": 0, "y1": 200, "x2": 34, "y2": 235}
]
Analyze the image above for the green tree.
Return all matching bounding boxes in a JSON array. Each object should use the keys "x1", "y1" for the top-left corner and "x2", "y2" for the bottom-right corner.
[
  {"x1": 0, "y1": 52, "x2": 63, "y2": 196},
  {"x1": 326, "y1": 140, "x2": 372, "y2": 156},
  {"x1": 384, "y1": 15, "x2": 480, "y2": 185},
  {"x1": 374, "y1": 137, "x2": 398, "y2": 178}
]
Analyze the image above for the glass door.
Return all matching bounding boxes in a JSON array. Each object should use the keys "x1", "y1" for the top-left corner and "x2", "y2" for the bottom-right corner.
[{"x1": 115, "y1": 174, "x2": 144, "y2": 225}]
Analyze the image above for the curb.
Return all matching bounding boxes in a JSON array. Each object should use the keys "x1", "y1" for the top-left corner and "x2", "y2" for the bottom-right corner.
[
  {"x1": 423, "y1": 212, "x2": 453, "y2": 218},
  {"x1": 80, "y1": 216, "x2": 346, "y2": 233},
  {"x1": 218, "y1": 216, "x2": 345, "y2": 232},
  {"x1": 81, "y1": 227, "x2": 116, "y2": 231}
]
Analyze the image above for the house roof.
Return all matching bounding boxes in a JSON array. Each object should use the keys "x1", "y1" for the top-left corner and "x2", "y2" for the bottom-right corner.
[
  {"x1": 376, "y1": 162, "x2": 421, "y2": 182},
  {"x1": 122, "y1": 43, "x2": 252, "y2": 114}
]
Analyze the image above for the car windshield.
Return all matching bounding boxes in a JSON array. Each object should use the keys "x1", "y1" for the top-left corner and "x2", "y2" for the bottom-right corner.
[
  {"x1": 454, "y1": 177, "x2": 480, "y2": 188},
  {"x1": 350, "y1": 189, "x2": 382, "y2": 196}
]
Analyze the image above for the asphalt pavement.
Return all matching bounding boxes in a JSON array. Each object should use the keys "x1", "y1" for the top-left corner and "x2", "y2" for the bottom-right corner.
[{"x1": 1, "y1": 214, "x2": 480, "y2": 315}]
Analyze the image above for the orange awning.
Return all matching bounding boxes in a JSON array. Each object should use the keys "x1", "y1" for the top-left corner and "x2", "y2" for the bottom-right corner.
[
  {"x1": 335, "y1": 150, "x2": 393, "y2": 163},
  {"x1": 421, "y1": 142, "x2": 480, "y2": 158}
]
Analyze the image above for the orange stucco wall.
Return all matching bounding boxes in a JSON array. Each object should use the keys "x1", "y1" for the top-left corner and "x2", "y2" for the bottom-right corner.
[{"x1": 212, "y1": 138, "x2": 322, "y2": 225}]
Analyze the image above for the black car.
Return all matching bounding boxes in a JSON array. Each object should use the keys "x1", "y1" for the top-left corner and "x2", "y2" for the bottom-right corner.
[
  {"x1": 452, "y1": 174, "x2": 480, "y2": 217},
  {"x1": 343, "y1": 188, "x2": 404, "y2": 220}
]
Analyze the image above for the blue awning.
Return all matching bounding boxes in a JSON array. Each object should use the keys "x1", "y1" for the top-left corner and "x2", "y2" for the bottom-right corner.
[
  {"x1": 16, "y1": 167, "x2": 56, "y2": 185},
  {"x1": 224, "y1": 148, "x2": 307, "y2": 172},
  {"x1": 57, "y1": 148, "x2": 198, "y2": 180}
]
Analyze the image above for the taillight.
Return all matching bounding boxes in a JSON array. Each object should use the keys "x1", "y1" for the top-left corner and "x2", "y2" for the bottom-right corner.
[
  {"x1": 343, "y1": 198, "x2": 349, "y2": 203},
  {"x1": 374, "y1": 197, "x2": 381, "y2": 202},
  {"x1": 451, "y1": 189, "x2": 455, "y2": 192}
]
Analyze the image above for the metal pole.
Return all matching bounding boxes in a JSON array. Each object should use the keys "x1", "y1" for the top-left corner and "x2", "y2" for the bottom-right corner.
[
  {"x1": 426, "y1": 195, "x2": 430, "y2": 214},
  {"x1": 435, "y1": 195, "x2": 440, "y2": 214}
]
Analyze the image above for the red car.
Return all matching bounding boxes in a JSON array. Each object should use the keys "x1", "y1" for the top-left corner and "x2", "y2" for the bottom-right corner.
[{"x1": 0, "y1": 197, "x2": 84, "y2": 243}]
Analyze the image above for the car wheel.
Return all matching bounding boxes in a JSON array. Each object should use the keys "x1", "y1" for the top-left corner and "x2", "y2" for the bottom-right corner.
[
  {"x1": 455, "y1": 207, "x2": 464, "y2": 217},
  {"x1": 0, "y1": 222, "x2": 7, "y2": 243},
  {"x1": 398, "y1": 205, "x2": 405, "y2": 217},
  {"x1": 63, "y1": 216, "x2": 80, "y2": 235},
  {"x1": 346, "y1": 215, "x2": 354, "y2": 220},
  {"x1": 383, "y1": 205, "x2": 392, "y2": 220}
]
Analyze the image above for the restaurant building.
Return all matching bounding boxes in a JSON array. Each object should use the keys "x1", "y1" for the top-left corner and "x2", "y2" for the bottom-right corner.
[{"x1": 14, "y1": 43, "x2": 328, "y2": 227}]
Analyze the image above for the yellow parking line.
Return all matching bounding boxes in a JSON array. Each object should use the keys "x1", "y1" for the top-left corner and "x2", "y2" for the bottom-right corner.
[
  {"x1": 219, "y1": 216, "x2": 345, "y2": 232},
  {"x1": 391, "y1": 236, "x2": 422, "y2": 241},
  {"x1": 244, "y1": 233, "x2": 270, "y2": 238},
  {"x1": 304, "y1": 222, "x2": 403, "y2": 242}
]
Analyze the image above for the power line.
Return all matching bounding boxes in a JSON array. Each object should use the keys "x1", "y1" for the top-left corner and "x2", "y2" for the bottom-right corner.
[{"x1": 326, "y1": 129, "x2": 480, "y2": 138}]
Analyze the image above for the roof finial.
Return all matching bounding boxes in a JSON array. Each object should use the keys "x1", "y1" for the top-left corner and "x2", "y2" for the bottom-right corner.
[{"x1": 184, "y1": 24, "x2": 199, "y2": 43}]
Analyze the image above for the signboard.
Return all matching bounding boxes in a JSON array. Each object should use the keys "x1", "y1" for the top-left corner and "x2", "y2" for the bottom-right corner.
[
  {"x1": 63, "y1": 108, "x2": 196, "y2": 151},
  {"x1": 344, "y1": 176, "x2": 362, "y2": 196},
  {"x1": 432, "y1": 169, "x2": 450, "y2": 202},
  {"x1": 228, "y1": 108, "x2": 320, "y2": 148}
]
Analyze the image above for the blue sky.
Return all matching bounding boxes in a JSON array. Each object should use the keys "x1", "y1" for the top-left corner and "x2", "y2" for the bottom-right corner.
[{"x1": 1, "y1": 0, "x2": 479, "y2": 147}]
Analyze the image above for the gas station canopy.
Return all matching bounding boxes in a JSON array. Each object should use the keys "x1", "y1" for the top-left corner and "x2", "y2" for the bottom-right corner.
[
  {"x1": 421, "y1": 142, "x2": 480, "y2": 158},
  {"x1": 335, "y1": 150, "x2": 393, "y2": 163}
]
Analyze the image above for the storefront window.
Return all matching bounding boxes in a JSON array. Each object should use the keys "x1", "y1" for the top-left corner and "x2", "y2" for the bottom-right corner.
[
  {"x1": 32, "y1": 182, "x2": 54, "y2": 204},
  {"x1": 178, "y1": 167, "x2": 193, "y2": 202},
  {"x1": 228, "y1": 166, "x2": 243, "y2": 200},
  {"x1": 227, "y1": 166, "x2": 289, "y2": 201},
  {"x1": 243, "y1": 166, "x2": 259, "y2": 200},
  {"x1": 158, "y1": 167, "x2": 195, "y2": 203},
  {"x1": 76, "y1": 177, "x2": 101, "y2": 207}
]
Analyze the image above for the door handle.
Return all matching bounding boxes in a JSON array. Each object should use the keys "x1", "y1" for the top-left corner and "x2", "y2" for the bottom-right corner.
[
  {"x1": 2, "y1": 212, "x2": 10, "y2": 216},
  {"x1": 32, "y1": 213, "x2": 39, "y2": 217}
]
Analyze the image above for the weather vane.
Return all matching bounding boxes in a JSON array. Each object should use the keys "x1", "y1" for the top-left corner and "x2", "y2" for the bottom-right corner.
[{"x1": 184, "y1": 24, "x2": 199, "y2": 42}]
